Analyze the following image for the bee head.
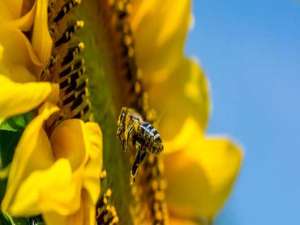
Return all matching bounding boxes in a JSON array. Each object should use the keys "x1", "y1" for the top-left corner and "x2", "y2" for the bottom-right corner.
[{"x1": 153, "y1": 138, "x2": 164, "y2": 154}]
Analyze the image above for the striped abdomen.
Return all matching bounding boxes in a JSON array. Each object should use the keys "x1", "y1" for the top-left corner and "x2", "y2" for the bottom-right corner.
[{"x1": 138, "y1": 122, "x2": 163, "y2": 154}]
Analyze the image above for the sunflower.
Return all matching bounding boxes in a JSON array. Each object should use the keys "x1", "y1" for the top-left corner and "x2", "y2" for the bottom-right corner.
[
  {"x1": 0, "y1": 1, "x2": 103, "y2": 225},
  {"x1": 0, "y1": 1, "x2": 243, "y2": 225}
]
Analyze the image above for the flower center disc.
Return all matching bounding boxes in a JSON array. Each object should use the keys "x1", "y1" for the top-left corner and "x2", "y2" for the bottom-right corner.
[
  {"x1": 73, "y1": 1, "x2": 134, "y2": 223},
  {"x1": 46, "y1": 1, "x2": 167, "y2": 224},
  {"x1": 46, "y1": 0, "x2": 134, "y2": 223}
]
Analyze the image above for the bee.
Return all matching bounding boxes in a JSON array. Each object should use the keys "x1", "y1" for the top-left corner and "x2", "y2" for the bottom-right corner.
[{"x1": 117, "y1": 107, "x2": 163, "y2": 178}]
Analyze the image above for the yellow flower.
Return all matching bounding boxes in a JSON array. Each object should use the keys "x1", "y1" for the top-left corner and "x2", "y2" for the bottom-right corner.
[
  {"x1": 0, "y1": 0, "x2": 52, "y2": 82},
  {"x1": 0, "y1": 2, "x2": 103, "y2": 225},
  {"x1": 0, "y1": 74, "x2": 57, "y2": 124},
  {"x1": 169, "y1": 217, "x2": 201, "y2": 225},
  {"x1": 1, "y1": 103, "x2": 103, "y2": 225},
  {"x1": 0, "y1": 0, "x2": 243, "y2": 225},
  {"x1": 131, "y1": 0, "x2": 244, "y2": 223},
  {"x1": 131, "y1": 0, "x2": 192, "y2": 85},
  {"x1": 0, "y1": 0, "x2": 52, "y2": 65},
  {"x1": 164, "y1": 134, "x2": 243, "y2": 222},
  {"x1": 0, "y1": 0, "x2": 55, "y2": 123}
]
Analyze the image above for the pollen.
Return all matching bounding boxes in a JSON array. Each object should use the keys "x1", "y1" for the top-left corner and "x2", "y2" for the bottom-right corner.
[
  {"x1": 43, "y1": 0, "x2": 92, "y2": 128},
  {"x1": 43, "y1": 0, "x2": 167, "y2": 224}
]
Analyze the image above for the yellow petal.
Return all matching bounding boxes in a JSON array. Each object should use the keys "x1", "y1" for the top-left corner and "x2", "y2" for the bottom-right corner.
[
  {"x1": 51, "y1": 119, "x2": 88, "y2": 171},
  {"x1": 0, "y1": 1, "x2": 35, "y2": 31},
  {"x1": 0, "y1": 75, "x2": 58, "y2": 123},
  {"x1": 2, "y1": 102, "x2": 59, "y2": 212},
  {"x1": 150, "y1": 58, "x2": 210, "y2": 142},
  {"x1": 164, "y1": 137, "x2": 243, "y2": 220},
  {"x1": 43, "y1": 190, "x2": 96, "y2": 225},
  {"x1": 131, "y1": 0, "x2": 192, "y2": 84},
  {"x1": 0, "y1": 3, "x2": 15, "y2": 22},
  {"x1": 0, "y1": 44, "x2": 3, "y2": 60},
  {"x1": 164, "y1": 118, "x2": 201, "y2": 154},
  {"x1": 0, "y1": 28, "x2": 43, "y2": 79},
  {"x1": 169, "y1": 217, "x2": 201, "y2": 225},
  {"x1": 32, "y1": 0, "x2": 53, "y2": 66},
  {"x1": 0, "y1": 1, "x2": 23, "y2": 22},
  {"x1": 51, "y1": 120, "x2": 103, "y2": 204},
  {"x1": 7, "y1": 3, "x2": 35, "y2": 31},
  {"x1": 83, "y1": 122, "x2": 103, "y2": 204},
  {"x1": 8, "y1": 159, "x2": 80, "y2": 216}
]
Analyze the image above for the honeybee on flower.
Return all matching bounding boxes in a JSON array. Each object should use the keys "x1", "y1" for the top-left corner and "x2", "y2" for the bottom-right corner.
[{"x1": 0, "y1": 1, "x2": 243, "y2": 225}]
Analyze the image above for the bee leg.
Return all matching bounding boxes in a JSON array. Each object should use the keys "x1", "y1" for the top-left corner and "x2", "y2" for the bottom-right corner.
[
  {"x1": 131, "y1": 142, "x2": 147, "y2": 183},
  {"x1": 125, "y1": 124, "x2": 135, "y2": 152},
  {"x1": 122, "y1": 139, "x2": 127, "y2": 152}
]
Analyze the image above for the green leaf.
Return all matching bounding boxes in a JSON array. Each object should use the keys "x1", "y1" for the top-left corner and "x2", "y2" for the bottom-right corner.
[
  {"x1": 0, "y1": 178, "x2": 7, "y2": 204},
  {"x1": 0, "y1": 130, "x2": 22, "y2": 169},
  {"x1": 0, "y1": 213, "x2": 45, "y2": 225},
  {"x1": 0, "y1": 130, "x2": 23, "y2": 202},
  {"x1": 0, "y1": 213, "x2": 15, "y2": 225},
  {"x1": 0, "y1": 113, "x2": 33, "y2": 132}
]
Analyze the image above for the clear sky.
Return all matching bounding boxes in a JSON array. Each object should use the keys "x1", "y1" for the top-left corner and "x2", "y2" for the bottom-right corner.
[{"x1": 186, "y1": 0, "x2": 300, "y2": 224}]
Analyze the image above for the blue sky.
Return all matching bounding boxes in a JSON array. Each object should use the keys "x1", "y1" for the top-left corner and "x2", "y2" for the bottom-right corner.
[{"x1": 186, "y1": 0, "x2": 300, "y2": 224}]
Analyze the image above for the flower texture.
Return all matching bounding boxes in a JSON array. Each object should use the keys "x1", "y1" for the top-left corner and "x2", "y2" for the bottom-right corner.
[
  {"x1": 2, "y1": 103, "x2": 103, "y2": 225},
  {"x1": 131, "y1": 0, "x2": 244, "y2": 223},
  {"x1": 0, "y1": 0, "x2": 243, "y2": 225},
  {"x1": 0, "y1": 1, "x2": 103, "y2": 225},
  {"x1": 0, "y1": 0, "x2": 54, "y2": 122}
]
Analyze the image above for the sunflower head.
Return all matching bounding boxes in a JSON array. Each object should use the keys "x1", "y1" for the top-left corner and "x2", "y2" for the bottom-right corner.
[{"x1": 0, "y1": 1, "x2": 243, "y2": 225}]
